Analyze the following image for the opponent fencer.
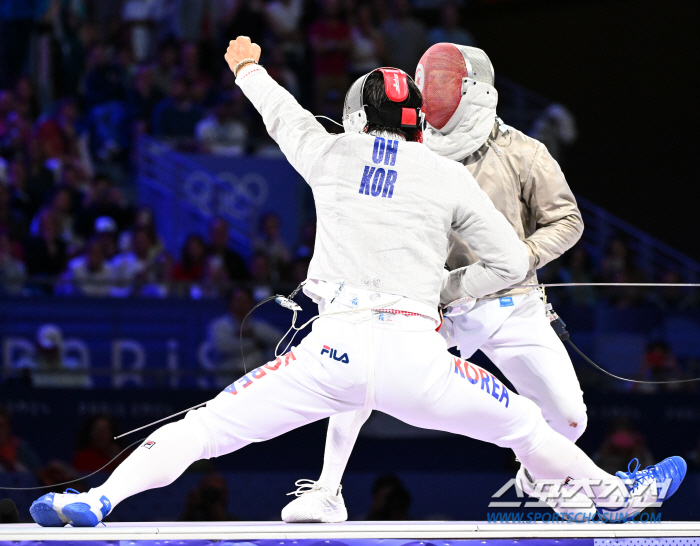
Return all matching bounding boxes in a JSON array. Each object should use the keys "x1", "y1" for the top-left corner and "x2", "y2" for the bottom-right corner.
[
  {"x1": 30, "y1": 37, "x2": 685, "y2": 527},
  {"x1": 283, "y1": 43, "x2": 589, "y2": 522}
]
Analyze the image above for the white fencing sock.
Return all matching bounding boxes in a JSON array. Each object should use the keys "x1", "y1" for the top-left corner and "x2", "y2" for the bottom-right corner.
[
  {"x1": 317, "y1": 410, "x2": 369, "y2": 492},
  {"x1": 515, "y1": 417, "x2": 625, "y2": 502},
  {"x1": 91, "y1": 414, "x2": 213, "y2": 507}
]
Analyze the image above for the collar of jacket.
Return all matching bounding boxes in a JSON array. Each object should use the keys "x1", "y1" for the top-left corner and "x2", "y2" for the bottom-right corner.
[
  {"x1": 367, "y1": 129, "x2": 406, "y2": 141},
  {"x1": 422, "y1": 79, "x2": 497, "y2": 161}
]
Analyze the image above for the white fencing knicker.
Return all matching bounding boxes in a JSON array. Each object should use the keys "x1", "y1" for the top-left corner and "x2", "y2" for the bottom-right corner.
[{"x1": 90, "y1": 286, "x2": 618, "y2": 510}]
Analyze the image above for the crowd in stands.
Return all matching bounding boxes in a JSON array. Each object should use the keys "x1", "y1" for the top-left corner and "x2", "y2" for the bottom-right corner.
[{"x1": 1, "y1": 0, "x2": 695, "y2": 307}]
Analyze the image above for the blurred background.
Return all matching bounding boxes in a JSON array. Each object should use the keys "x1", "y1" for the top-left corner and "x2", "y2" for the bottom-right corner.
[{"x1": 1, "y1": 0, "x2": 699, "y2": 523}]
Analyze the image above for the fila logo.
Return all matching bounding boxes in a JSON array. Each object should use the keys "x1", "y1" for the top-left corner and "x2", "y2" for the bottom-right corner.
[
  {"x1": 321, "y1": 345, "x2": 350, "y2": 364},
  {"x1": 563, "y1": 476, "x2": 574, "y2": 485},
  {"x1": 143, "y1": 441, "x2": 156, "y2": 449},
  {"x1": 393, "y1": 73, "x2": 401, "y2": 94}
]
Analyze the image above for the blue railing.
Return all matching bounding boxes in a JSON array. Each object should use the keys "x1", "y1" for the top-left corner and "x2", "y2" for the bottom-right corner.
[
  {"x1": 576, "y1": 195, "x2": 700, "y2": 281},
  {"x1": 497, "y1": 77, "x2": 700, "y2": 280}
]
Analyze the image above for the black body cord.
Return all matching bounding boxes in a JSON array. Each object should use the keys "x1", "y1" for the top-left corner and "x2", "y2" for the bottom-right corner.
[{"x1": 549, "y1": 312, "x2": 700, "y2": 385}]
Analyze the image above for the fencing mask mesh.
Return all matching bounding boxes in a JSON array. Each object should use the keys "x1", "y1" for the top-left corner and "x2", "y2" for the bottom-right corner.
[{"x1": 415, "y1": 43, "x2": 494, "y2": 132}]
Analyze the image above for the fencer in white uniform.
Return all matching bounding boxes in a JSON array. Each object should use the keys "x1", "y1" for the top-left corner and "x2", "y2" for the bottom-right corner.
[
  {"x1": 280, "y1": 44, "x2": 605, "y2": 522},
  {"x1": 29, "y1": 37, "x2": 685, "y2": 528}
]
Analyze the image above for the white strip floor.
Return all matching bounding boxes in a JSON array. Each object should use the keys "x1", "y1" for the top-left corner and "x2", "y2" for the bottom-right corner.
[{"x1": 1, "y1": 522, "x2": 700, "y2": 541}]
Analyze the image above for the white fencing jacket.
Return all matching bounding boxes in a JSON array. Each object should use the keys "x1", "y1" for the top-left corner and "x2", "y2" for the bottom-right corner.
[{"x1": 236, "y1": 64, "x2": 528, "y2": 313}]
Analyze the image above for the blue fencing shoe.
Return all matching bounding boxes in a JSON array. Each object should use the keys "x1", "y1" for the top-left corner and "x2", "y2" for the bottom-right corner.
[
  {"x1": 616, "y1": 456, "x2": 687, "y2": 502},
  {"x1": 62, "y1": 492, "x2": 112, "y2": 527},
  {"x1": 597, "y1": 456, "x2": 687, "y2": 523},
  {"x1": 29, "y1": 490, "x2": 75, "y2": 527},
  {"x1": 30, "y1": 489, "x2": 112, "y2": 528}
]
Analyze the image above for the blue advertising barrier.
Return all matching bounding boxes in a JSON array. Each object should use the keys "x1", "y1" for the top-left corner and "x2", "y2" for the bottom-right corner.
[{"x1": 0, "y1": 295, "x2": 318, "y2": 390}]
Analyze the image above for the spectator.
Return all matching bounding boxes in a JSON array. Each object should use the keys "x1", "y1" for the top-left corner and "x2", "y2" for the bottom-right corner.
[
  {"x1": 179, "y1": 474, "x2": 239, "y2": 521},
  {"x1": 195, "y1": 91, "x2": 248, "y2": 155},
  {"x1": 73, "y1": 415, "x2": 125, "y2": 473},
  {"x1": 295, "y1": 220, "x2": 316, "y2": 259},
  {"x1": 366, "y1": 474, "x2": 411, "y2": 520},
  {"x1": 250, "y1": 252, "x2": 274, "y2": 301},
  {"x1": 49, "y1": 0, "x2": 87, "y2": 98},
  {"x1": 253, "y1": 212, "x2": 291, "y2": 282},
  {"x1": 76, "y1": 173, "x2": 130, "y2": 238},
  {"x1": 349, "y1": 4, "x2": 386, "y2": 80},
  {"x1": 126, "y1": 66, "x2": 164, "y2": 133},
  {"x1": 172, "y1": 234, "x2": 208, "y2": 283},
  {"x1": 594, "y1": 418, "x2": 654, "y2": 475},
  {"x1": 30, "y1": 186, "x2": 82, "y2": 255},
  {"x1": 0, "y1": 406, "x2": 41, "y2": 473},
  {"x1": 0, "y1": 99, "x2": 32, "y2": 159},
  {"x1": 25, "y1": 140, "x2": 57, "y2": 213},
  {"x1": 110, "y1": 227, "x2": 161, "y2": 297},
  {"x1": 88, "y1": 99, "x2": 130, "y2": 164},
  {"x1": 7, "y1": 159, "x2": 34, "y2": 228},
  {"x1": 289, "y1": 256, "x2": 310, "y2": 285},
  {"x1": 0, "y1": 228, "x2": 26, "y2": 295},
  {"x1": 530, "y1": 104, "x2": 578, "y2": 166},
  {"x1": 94, "y1": 216, "x2": 120, "y2": 261},
  {"x1": 207, "y1": 217, "x2": 248, "y2": 284},
  {"x1": 427, "y1": 2, "x2": 475, "y2": 47},
  {"x1": 14, "y1": 324, "x2": 92, "y2": 388},
  {"x1": 309, "y1": 0, "x2": 352, "y2": 114},
  {"x1": 561, "y1": 244, "x2": 597, "y2": 306},
  {"x1": 1, "y1": 165, "x2": 28, "y2": 239},
  {"x1": 59, "y1": 162, "x2": 88, "y2": 215},
  {"x1": 151, "y1": 74, "x2": 203, "y2": 139},
  {"x1": 647, "y1": 270, "x2": 697, "y2": 311},
  {"x1": 599, "y1": 238, "x2": 647, "y2": 307},
  {"x1": 13, "y1": 76, "x2": 40, "y2": 121},
  {"x1": 205, "y1": 287, "x2": 282, "y2": 387},
  {"x1": 34, "y1": 97, "x2": 82, "y2": 162},
  {"x1": 634, "y1": 341, "x2": 686, "y2": 393},
  {"x1": 181, "y1": 41, "x2": 215, "y2": 107},
  {"x1": 24, "y1": 209, "x2": 68, "y2": 288},
  {"x1": 265, "y1": 46, "x2": 301, "y2": 100},
  {"x1": 265, "y1": 0, "x2": 304, "y2": 63},
  {"x1": 83, "y1": 44, "x2": 126, "y2": 108},
  {"x1": 36, "y1": 460, "x2": 86, "y2": 491},
  {"x1": 58, "y1": 236, "x2": 115, "y2": 297},
  {"x1": 118, "y1": 205, "x2": 163, "y2": 260},
  {"x1": 380, "y1": 0, "x2": 427, "y2": 75},
  {"x1": 266, "y1": 0, "x2": 303, "y2": 44},
  {"x1": 122, "y1": 0, "x2": 161, "y2": 63},
  {"x1": 151, "y1": 38, "x2": 181, "y2": 96},
  {"x1": 0, "y1": 0, "x2": 40, "y2": 88}
]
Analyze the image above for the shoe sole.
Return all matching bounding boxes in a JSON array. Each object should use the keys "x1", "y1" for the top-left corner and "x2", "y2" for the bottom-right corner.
[
  {"x1": 63, "y1": 503, "x2": 100, "y2": 527},
  {"x1": 283, "y1": 508, "x2": 348, "y2": 523},
  {"x1": 29, "y1": 502, "x2": 65, "y2": 527}
]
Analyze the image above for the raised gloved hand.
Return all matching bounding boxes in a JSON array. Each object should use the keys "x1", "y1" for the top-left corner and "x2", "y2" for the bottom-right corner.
[{"x1": 225, "y1": 36, "x2": 262, "y2": 77}]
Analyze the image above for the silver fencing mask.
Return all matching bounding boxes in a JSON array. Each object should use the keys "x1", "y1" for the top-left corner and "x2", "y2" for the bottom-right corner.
[{"x1": 415, "y1": 43, "x2": 498, "y2": 160}]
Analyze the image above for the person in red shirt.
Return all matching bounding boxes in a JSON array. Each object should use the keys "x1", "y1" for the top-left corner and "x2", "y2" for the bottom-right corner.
[
  {"x1": 0, "y1": 406, "x2": 41, "y2": 473},
  {"x1": 308, "y1": 0, "x2": 352, "y2": 114},
  {"x1": 35, "y1": 98, "x2": 81, "y2": 161},
  {"x1": 171, "y1": 234, "x2": 208, "y2": 284},
  {"x1": 72, "y1": 415, "x2": 125, "y2": 473}
]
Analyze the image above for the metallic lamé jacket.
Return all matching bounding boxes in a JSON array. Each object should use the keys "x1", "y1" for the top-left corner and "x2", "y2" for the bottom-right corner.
[{"x1": 446, "y1": 122, "x2": 584, "y2": 300}]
